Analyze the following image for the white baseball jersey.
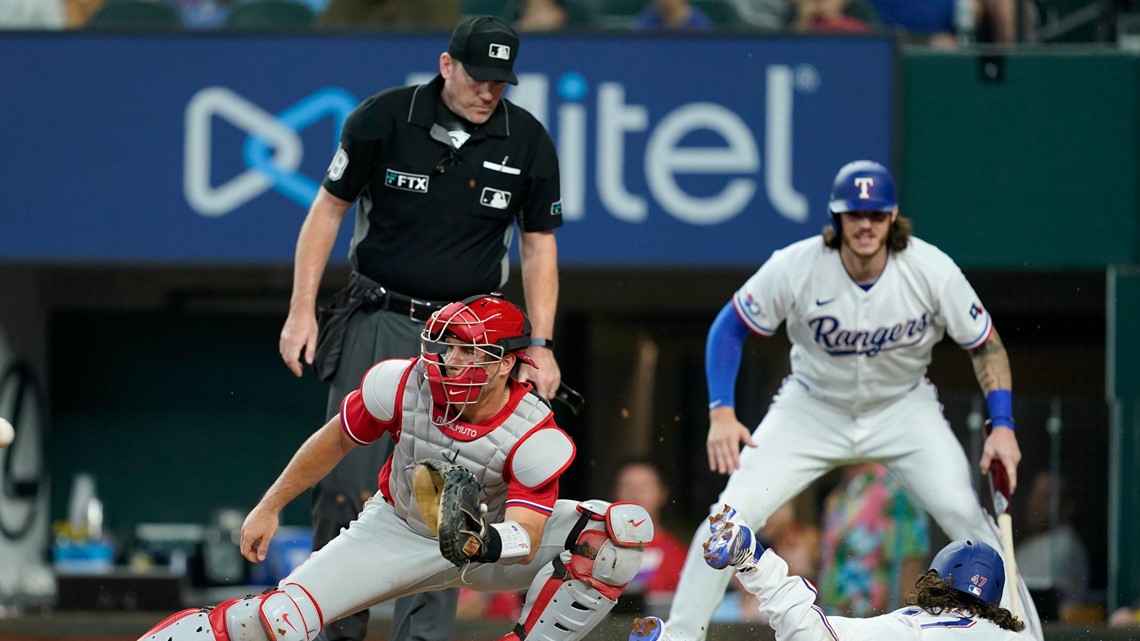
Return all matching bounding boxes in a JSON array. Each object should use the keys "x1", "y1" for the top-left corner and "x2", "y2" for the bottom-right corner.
[
  {"x1": 733, "y1": 236, "x2": 992, "y2": 414},
  {"x1": 736, "y1": 549, "x2": 1025, "y2": 641},
  {"x1": 663, "y1": 235, "x2": 1044, "y2": 641}
]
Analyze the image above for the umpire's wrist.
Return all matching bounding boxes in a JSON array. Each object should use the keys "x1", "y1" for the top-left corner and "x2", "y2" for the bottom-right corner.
[{"x1": 530, "y1": 337, "x2": 555, "y2": 350}]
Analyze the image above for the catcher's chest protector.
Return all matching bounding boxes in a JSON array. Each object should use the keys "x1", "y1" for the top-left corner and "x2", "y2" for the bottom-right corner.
[{"x1": 388, "y1": 363, "x2": 552, "y2": 537}]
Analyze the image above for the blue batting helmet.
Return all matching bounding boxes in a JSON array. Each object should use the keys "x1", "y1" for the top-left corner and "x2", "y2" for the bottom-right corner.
[
  {"x1": 928, "y1": 540, "x2": 1006, "y2": 606},
  {"x1": 828, "y1": 160, "x2": 897, "y2": 214}
]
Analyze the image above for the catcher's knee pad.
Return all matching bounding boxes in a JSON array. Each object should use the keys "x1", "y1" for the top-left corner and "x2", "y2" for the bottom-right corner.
[
  {"x1": 567, "y1": 499, "x2": 653, "y2": 599},
  {"x1": 137, "y1": 584, "x2": 321, "y2": 641},
  {"x1": 512, "y1": 501, "x2": 653, "y2": 641}
]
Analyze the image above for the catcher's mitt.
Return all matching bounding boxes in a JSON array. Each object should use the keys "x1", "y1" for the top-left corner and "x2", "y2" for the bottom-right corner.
[{"x1": 412, "y1": 459, "x2": 487, "y2": 567}]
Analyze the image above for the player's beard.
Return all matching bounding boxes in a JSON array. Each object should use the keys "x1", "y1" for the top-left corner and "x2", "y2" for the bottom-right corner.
[{"x1": 842, "y1": 226, "x2": 889, "y2": 261}]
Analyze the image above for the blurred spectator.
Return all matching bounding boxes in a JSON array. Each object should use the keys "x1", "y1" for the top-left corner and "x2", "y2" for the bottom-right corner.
[
  {"x1": 868, "y1": 0, "x2": 1036, "y2": 46},
  {"x1": 613, "y1": 458, "x2": 687, "y2": 609},
  {"x1": 725, "y1": 0, "x2": 789, "y2": 29},
  {"x1": 62, "y1": 0, "x2": 105, "y2": 27},
  {"x1": 515, "y1": 0, "x2": 565, "y2": 31},
  {"x1": 1015, "y1": 471, "x2": 1090, "y2": 621},
  {"x1": 317, "y1": 0, "x2": 458, "y2": 29},
  {"x1": 630, "y1": 0, "x2": 712, "y2": 29},
  {"x1": 816, "y1": 463, "x2": 930, "y2": 617},
  {"x1": 171, "y1": 0, "x2": 232, "y2": 28},
  {"x1": 791, "y1": 0, "x2": 871, "y2": 32},
  {"x1": 1109, "y1": 604, "x2": 1140, "y2": 628},
  {"x1": 0, "y1": 0, "x2": 66, "y2": 28},
  {"x1": 976, "y1": 0, "x2": 1038, "y2": 43},
  {"x1": 761, "y1": 497, "x2": 821, "y2": 583}
]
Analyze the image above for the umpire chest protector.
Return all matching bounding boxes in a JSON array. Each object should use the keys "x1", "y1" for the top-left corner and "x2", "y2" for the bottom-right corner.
[{"x1": 382, "y1": 360, "x2": 561, "y2": 537}]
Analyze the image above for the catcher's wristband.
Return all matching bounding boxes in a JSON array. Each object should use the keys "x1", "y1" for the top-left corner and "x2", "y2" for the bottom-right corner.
[
  {"x1": 481, "y1": 521, "x2": 531, "y2": 564},
  {"x1": 986, "y1": 389, "x2": 1015, "y2": 431}
]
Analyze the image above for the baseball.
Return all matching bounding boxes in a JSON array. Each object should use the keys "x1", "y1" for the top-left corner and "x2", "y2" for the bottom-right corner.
[{"x1": 0, "y1": 417, "x2": 13, "y2": 448}]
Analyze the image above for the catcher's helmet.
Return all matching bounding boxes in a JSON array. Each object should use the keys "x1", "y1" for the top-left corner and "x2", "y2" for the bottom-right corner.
[
  {"x1": 928, "y1": 539, "x2": 1006, "y2": 606},
  {"x1": 420, "y1": 295, "x2": 534, "y2": 423},
  {"x1": 423, "y1": 295, "x2": 535, "y2": 366},
  {"x1": 828, "y1": 160, "x2": 897, "y2": 214}
]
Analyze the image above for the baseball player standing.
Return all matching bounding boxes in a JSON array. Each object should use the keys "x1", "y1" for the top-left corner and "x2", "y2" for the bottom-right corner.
[
  {"x1": 635, "y1": 506, "x2": 1028, "y2": 641},
  {"x1": 278, "y1": 15, "x2": 562, "y2": 641},
  {"x1": 660, "y1": 160, "x2": 1043, "y2": 640},
  {"x1": 141, "y1": 296, "x2": 651, "y2": 641}
]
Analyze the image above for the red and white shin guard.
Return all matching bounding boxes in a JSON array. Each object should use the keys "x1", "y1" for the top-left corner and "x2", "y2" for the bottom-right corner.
[{"x1": 137, "y1": 583, "x2": 322, "y2": 641}]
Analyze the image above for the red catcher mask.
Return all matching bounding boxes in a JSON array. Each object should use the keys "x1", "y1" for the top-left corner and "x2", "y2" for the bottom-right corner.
[{"x1": 420, "y1": 295, "x2": 535, "y2": 425}]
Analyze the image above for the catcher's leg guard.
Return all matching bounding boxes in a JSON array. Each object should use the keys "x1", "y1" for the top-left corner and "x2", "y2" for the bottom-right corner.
[
  {"x1": 511, "y1": 500, "x2": 653, "y2": 641},
  {"x1": 137, "y1": 584, "x2": 321, "y2": 641}
]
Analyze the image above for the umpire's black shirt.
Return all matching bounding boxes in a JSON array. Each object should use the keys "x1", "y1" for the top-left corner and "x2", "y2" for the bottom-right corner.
[{"x1": 321, "y1": 74, "x2": 563, "y2": 301}]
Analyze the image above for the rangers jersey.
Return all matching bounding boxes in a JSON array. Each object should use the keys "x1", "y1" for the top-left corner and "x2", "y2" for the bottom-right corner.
[{"x1": 733, "y1": 236, "x2": 992, "y2": 414}]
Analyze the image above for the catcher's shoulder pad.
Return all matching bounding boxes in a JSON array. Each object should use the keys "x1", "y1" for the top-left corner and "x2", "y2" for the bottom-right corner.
[
  {"x1": 509, "y1": 428, "x2": 574, "y2": 489},
  {"x1": 360, "y1": 358, "x2": 415, "y2": 421}
]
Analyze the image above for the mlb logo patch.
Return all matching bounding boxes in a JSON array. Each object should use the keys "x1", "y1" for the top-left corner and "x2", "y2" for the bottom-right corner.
[
  {"x1": 967, "y1": 584, "x2": 982, "y2": 597},
  {"x1": 489, "y1": 43, "x2": 511, "y2": 60},
  {"x1": 969, "y1": 303, "x2": 984, "y2": 320},
  {"x1": 385, "y1": 169, "x2": 429, "y2": 193},
  {"x1": 481, "y1": 187, "x2": 511, "y2": 209}
]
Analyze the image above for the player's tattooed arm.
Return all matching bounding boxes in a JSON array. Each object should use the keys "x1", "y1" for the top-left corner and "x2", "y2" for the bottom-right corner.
[{"x1": 969, "y1": 330, "x2": 1012, "y2": 394}]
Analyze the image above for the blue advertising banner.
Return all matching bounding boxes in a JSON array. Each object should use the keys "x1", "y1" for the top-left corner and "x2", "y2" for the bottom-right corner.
[{"x1": 0, "y1": 32, "x2": 894, "y2": 266}]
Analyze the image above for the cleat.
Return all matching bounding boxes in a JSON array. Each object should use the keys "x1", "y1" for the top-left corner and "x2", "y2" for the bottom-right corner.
[
  {"x1": 702, "y1": 505, "x2": 762, "y2": 571},
  {"x1": 630, "y1": 617, "x2": 665, "y2": 641}
]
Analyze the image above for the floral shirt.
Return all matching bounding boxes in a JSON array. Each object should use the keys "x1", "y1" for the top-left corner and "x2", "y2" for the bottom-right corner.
[{"x1": 818, "y1": 465, "x2": 929, "y2": 616}]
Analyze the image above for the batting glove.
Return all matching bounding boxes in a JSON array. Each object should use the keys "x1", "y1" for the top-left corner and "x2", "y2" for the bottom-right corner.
[{"x1": 702, "y1": 504, "x2": 763, "y2": 571}]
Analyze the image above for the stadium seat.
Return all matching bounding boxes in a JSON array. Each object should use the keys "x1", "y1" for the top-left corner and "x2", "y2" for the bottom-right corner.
[
  {"x1": 86, "y1": 0, "x2": 183, "y2": 30},
  {"x1": 689, "y1": 0, "x2": 745, "y2": 26},
  {"x1": 225, "y1": 0, "x2": 316, "y2": 30}
]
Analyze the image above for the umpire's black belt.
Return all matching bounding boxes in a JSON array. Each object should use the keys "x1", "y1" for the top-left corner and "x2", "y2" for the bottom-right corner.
[{"x1": 354, "y1": 274, "x2": 448, "y2": 322}]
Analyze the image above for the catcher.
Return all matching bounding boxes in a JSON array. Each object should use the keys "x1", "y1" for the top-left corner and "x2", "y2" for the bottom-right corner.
[{"x1": 139, "y1": 295, "x2": 653, "y2": 641}]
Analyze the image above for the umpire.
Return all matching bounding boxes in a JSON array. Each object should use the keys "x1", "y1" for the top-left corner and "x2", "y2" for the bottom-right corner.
[{"x1": 278, "y1": 15, "x2": 563, "y2": 641}]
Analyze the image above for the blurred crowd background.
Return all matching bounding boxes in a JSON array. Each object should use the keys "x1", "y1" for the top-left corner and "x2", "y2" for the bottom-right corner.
[{"x1": 0, "y1": 0, "x2": 1129, "y2": 47}]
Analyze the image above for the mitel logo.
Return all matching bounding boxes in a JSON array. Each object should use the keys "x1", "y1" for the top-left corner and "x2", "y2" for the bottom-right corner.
[
  {"x1": 183, "y1": 86, "x2": 357, "y2": 217},
  {"x1": 502, "y1": 65, "x2": 819, "y2": 226},
  {"x1": 185, "y1": 61, "x2": 839, "y2": 226}
]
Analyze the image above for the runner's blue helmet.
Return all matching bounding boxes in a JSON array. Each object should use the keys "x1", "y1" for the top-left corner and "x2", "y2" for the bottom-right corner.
[
  {"x1": 828, "y1": 160, "x2": 897, "y2": 214},
  {"x1": 928, "y1": 540, "x2": 1006, "y2": 606}
]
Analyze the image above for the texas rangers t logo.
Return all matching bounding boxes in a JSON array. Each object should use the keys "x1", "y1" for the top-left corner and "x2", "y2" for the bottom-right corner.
[{"x1": 855, "y1": 177, "x2": 875, "y2": 199}]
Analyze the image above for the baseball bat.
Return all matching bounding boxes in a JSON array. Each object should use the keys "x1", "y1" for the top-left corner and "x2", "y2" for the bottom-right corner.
[{"x1": 984, "y1": 421, "x2": 1024, "y2": 621}]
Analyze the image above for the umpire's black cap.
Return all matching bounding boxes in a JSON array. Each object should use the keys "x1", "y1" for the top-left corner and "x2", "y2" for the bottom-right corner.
[{"x1": 448, "y1": 16, "x2": 519, "y2": 85}]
